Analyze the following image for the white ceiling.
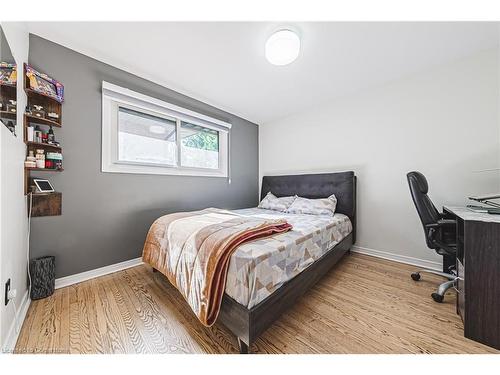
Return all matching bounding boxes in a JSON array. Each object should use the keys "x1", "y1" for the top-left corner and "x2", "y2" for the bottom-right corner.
[{"x1": 24, "y1": 22, "x2": 499, "y2": 125}]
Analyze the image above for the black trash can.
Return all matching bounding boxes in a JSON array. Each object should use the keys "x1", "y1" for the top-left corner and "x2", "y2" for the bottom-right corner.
[{"x1": 29, "y1": 256, "x2": 55, "y2": 300}]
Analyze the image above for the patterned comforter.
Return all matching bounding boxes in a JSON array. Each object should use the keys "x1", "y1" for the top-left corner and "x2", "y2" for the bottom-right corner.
[
  {"x1": 142, "y1": 208, "x2": 292, "y2": 326},
  {"x1": 225, "y1": 208, "x2": 352, "y2": 308},
  {"x1": 143, "y1": 207, "x2": 352, "y2": 320}
]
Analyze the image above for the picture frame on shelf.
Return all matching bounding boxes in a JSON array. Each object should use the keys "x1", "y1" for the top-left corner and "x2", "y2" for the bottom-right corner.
[
  {"x1": 0, "y1": 62, "x2": 17, "y2": 85},
  {"x1": 25, "y1": 64, "x2": 64, "y2": 103}
]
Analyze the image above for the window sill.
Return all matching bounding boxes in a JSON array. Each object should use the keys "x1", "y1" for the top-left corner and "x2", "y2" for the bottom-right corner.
[{"x1": 101, "y1": 162, "x2": 228, "y2": 178}]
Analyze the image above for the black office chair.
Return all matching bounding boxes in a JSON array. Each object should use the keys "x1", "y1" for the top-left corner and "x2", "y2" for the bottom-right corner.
[{"x1": 407, "y1": 171, "x2": 458, "y2": 303}]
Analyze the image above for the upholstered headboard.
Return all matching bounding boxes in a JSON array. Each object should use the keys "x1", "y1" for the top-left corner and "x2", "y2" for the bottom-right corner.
[{"x1": 260, "y1": 171, "x2": 357, "y2": 242}]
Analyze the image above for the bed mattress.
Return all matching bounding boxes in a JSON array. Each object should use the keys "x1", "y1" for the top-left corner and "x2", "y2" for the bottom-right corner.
[{"x1": 225, "y1": 208, "x2": 352, "y2": 309}]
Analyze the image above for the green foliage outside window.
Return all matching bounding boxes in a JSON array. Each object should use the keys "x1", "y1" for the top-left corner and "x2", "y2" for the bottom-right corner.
[{"x1": 182, "y1": 131, "x2": 219, "y2": 151}]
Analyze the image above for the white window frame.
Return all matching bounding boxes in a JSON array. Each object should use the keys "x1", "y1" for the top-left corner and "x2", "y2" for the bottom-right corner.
[{"x1": 101, "y1": 81, "x2": 231, "y2": 178}]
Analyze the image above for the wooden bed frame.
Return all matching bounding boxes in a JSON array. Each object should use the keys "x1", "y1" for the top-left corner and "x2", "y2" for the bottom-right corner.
[
  {"x1": 154, "y1": 171, "x2": 357, "y2": 353},
  {"x1": 218, "y1": 171, "x2": 356, "y2": 353},
  {"x1": 219, "y1": 232, "x2": 353, "y2": 353}
]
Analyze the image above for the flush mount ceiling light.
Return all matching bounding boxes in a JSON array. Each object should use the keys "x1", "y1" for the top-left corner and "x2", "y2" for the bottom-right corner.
[{"x1": 265, "y1": 29, "x2": 301, "y2": 66}]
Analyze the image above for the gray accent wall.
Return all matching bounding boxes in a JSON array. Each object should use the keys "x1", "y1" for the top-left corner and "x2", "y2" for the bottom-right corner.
[
  {"x1": 28, "y1": 35, "x2": 259, "y2": 278},
  {"x1": 1, "y1": 27, "x2": 15, "y2": 63}
]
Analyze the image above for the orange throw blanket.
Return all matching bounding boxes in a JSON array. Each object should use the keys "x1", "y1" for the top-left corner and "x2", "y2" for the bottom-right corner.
[{"x1": 142, "y1": 208, "x2": 292, "y2": 326}]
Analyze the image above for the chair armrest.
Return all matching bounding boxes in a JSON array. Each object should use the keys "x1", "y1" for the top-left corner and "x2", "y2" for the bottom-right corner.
[
  {"x1": 437, "y1": 219, "x2": 456, "y2": 226},
  {"x1": 425, "y1": 220, "x2": 456, "y2": 255},
  {"x1": 425, "y1": 219, "x2": 456, "y2": 229}
]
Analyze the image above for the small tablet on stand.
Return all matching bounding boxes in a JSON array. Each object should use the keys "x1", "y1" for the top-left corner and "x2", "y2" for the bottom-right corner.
[{"x1": 33, "y1": 178, "x2": 55, "y2": 193}]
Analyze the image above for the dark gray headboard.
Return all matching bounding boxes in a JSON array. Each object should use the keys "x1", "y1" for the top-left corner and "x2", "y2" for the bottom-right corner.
[{"x1": 261, "y1": 171, "x2": 356, "y2": 242}]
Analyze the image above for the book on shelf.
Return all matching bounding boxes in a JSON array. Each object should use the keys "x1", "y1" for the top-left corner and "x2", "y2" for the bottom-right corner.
[{"x1": 27, "y1": 126, "x2": 34, "y2": 142}]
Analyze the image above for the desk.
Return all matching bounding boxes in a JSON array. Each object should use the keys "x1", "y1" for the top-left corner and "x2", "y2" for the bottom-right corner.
[{"x1": 443, "y1": 206, "x2": 500, "y2": 350}]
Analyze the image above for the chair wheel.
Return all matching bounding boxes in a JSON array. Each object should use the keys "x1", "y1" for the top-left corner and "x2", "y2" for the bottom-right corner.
[
  {"x1": 431, "y1": 293, "x2": 444, "y2": 303},
  {"x1": 411, "y1": 272, "x2": 421, "y2": 281}
]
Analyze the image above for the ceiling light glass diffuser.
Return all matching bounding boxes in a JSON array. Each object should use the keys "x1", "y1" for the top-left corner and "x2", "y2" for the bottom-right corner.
[{"x1": 265, "y1": 29, "x2": 300, "y2": 66}]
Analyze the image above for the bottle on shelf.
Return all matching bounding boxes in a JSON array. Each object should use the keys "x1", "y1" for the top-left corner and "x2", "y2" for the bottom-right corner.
[
  {"x1": 48, "y1": 126, "x2": 55, "y2": 143},
  {"x1": 34, "y1": 125, "x2": 42, "y2": 143},
  {"x1": 35, "y1": 149, "x2": 45, "y2": 169},
  {"x1": 24, "y1": 150, "x2": 36, "y2": 168},
  {"x1": 27, "y1": 126, "x2": 34, "y2": 142}
]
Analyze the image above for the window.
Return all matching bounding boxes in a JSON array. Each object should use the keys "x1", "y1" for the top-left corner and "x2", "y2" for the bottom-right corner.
[
  {"x1": 180, "y1": 122, "x2": 219, "y2": 169},
  {"x1": 102, "y1": 82, "x2": 230, "y2": 177},
  {"x1": 118, "y1": 107, "x2": 177, "y2": 166}
]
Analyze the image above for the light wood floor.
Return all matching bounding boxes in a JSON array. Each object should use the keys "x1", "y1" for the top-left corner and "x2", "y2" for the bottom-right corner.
[{"x1": 15, "y1": 253, "x2": 498, "y2": 354}]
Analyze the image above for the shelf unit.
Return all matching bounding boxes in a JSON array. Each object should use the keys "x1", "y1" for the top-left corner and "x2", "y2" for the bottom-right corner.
[
  {"x1": 24, "y1": 64, "x2": 64, "y2": 217},
  {"x1": 0, "y1": 80, "x2": 17, "y2": 132}
]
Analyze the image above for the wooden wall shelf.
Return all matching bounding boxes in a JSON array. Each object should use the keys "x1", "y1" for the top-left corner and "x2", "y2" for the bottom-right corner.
[
  {"x1": 25, "y1": 167, "x2": 64, "y2": 172},
  {"x1": 0, "y1": 81, "x2": 16, "y2": 88},
  {"x1": 1, "y1": 82, "x2": 17, "y2": 132},
  {"x1": 23, "y1": 92, "x2": 62, "y2": 123},
  {"x1": 25, "y1": 88, "x2": 63, "y2": 103},
  {"x1": 24, "y1": 64, "x2": 64, "y2": 217},
  {"x1": 23, "y1": 70, "x2": 63, "y2": 128},
  {"x1": 0, "y1": 111, "x2": 16, "y2": 119},
  {"x1": 24, "y1": 113, "x2": 61, "y2": 128},
  {"x1": 26, "y1": 141, "x2": 62, "y2": 151},
  {"x1": 28, "y1": 192, "x2": 62, "y2": 217}
]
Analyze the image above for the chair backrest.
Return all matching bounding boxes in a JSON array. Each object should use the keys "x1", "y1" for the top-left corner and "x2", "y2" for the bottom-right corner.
[{"x1": 407, "y1": 171, "x2": 441, "y2": 249}]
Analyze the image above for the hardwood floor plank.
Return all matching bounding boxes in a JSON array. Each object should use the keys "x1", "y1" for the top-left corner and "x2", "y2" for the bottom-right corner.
[
  {"x1": 75, "y1": 282, "x2": 93, "y2": 353},
  {"x1": 58, "y1": 287, "x2": 70, "y2": 353},
  {"x1": 68, "y1": 285, "x2": 81, "y2": 353},
  {"x1": 82, "y1": 280, "x2": 106, "y2": 353},
  {"x1": 111, "y1": 270, "x2": 177, "y2": 353},
  {"x1": 91, "y1": 279, "x2": 113, "y2": 353},
  {"x1": 14, "y1": 253, "x2": 500, "y2": 354},
  {"x1": 101, "y1": 273, "x2": 151, "y2": 353},
  {"x1": 51, "y1": 289, "x2": 63, "y2": 352},
  {"x1": 130, "y1": 266, "x2": 237, "y2": 353},
  {"x1": 25, "y1": 299, "x2": 46, "y2": 353}
]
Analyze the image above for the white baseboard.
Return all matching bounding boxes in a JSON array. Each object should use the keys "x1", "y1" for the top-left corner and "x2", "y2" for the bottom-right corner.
[
  {"x1": 351, "y1": 245, "x2": 442, "y2": 271},
  {"x1": 55, "y1": 257, "x2": 143, "y2": 289},
  {"x1": 2, "y1": 290, "x2": 31, "y2": 353}
]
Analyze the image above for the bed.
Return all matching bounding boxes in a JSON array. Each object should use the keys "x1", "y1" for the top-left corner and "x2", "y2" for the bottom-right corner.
[{"x1": 145, "y1": 171, "x2": 356, "y2": 353}]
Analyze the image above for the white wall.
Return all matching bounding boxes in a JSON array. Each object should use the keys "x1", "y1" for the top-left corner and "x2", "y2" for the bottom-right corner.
[
  {"x1": 260, "y1": 48, "x2": 499, "y2": 267},
  {"x1": 0, "y1": 22, "x2": 29, "y2": 351}
]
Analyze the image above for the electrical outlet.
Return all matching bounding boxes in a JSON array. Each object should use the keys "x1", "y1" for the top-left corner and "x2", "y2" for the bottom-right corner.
[{"x1": 4, "y1": 278, "x2": 11, "y2": 306}]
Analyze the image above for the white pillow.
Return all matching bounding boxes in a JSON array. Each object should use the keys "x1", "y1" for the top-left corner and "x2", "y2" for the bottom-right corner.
[
  {"x1": 286, "y1": 194, "x2": 337, "y2": 216},
  {"x1": 258, "y1": 192, "x2": 296, "y2": 212}
]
